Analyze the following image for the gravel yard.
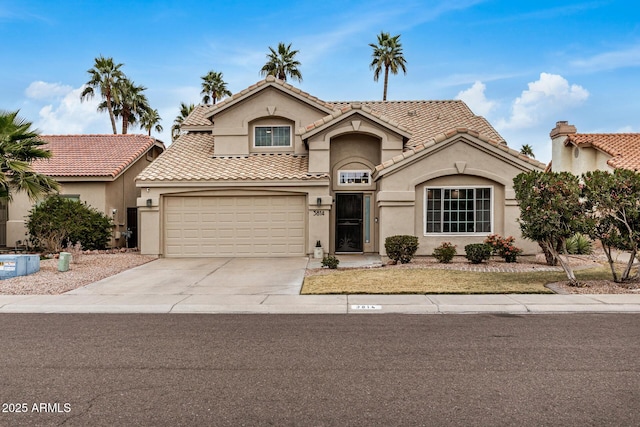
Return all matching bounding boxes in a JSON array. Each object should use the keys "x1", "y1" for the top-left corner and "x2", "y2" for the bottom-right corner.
[{"x1": 0, "y1": 252, "x2": 156, "y2": 295}]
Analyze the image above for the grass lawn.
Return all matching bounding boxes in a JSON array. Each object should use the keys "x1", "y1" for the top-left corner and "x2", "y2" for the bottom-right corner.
[{"x1": 301, "y1": 265, "x2": 612, "y2": 295}]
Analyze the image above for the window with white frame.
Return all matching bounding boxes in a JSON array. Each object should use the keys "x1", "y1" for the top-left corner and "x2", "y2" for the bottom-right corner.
[
  {"x1": 254, "y1": 125, "x2": 291, "y2": 147},
  {"x1": 425, "y1": 187, "x2": 492, "y2": 234},
  {"x1": 338, "y1": 170, "x2": 370, "y2": 185}
]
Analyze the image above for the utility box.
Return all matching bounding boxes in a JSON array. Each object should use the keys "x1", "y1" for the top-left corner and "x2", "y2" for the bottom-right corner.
[
  {"x1": 0, "y1": 255, "x2": 40, "y2": 279},
  {"x1": 58, "y1": 252, "x2": 71, "y2": 272}
]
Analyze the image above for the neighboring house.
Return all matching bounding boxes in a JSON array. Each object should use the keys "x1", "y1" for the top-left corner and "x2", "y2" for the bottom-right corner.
[
  {"x1": 550, "y1": 120, "x2": 640, "y2": 174},
  {"x1": 136, "y1": 76, "x2": 544, "y2": 258},
  {"x1": 4, "y1": 134, "x2": 165, "y2": 249}
]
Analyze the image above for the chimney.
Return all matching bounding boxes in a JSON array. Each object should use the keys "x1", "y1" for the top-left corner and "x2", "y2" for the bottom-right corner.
[{"x1": 550, "y1": 121, "x2": 577, "y2": 138}]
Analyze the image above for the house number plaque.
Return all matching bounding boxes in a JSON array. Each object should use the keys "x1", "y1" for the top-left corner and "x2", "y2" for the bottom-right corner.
[{"x1": 313, "y1": 210, "x2": 325, "y2": 216}]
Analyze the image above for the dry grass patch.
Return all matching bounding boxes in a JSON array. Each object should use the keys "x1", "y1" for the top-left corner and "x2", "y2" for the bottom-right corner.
[{"x1": 302, "y1": 266, "x2": 613, "y2": 295}]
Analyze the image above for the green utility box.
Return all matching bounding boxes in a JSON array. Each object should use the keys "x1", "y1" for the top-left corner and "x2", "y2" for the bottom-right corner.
[{"x1": 58, "y1": 252, "x2": 71, "y2": 272}]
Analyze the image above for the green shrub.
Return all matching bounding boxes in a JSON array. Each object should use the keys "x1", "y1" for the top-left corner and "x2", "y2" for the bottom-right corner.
[
  {"x1": 464, "y1": 243, "x2": 492, "y2": 264},
  {"x1": 385, "y1": 235, "x2": 419, "y2": 264},
  {"x1": 433, "y1": 242, "x2": 456, "y2": 263},
  {"x1": 26, "y1": 196, "x2": 113, "y2": 253},
  {"x1": 566, "y1": 233, "x2": 593, "y2": 255},
  {"x1": 321, "y1": 255, "x2": 340, "y2": 269}
]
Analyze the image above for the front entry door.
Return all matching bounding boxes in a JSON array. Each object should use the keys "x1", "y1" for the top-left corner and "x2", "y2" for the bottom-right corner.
[{"x1": 335, "y1": 193, "x2": 363, "y2": 252}]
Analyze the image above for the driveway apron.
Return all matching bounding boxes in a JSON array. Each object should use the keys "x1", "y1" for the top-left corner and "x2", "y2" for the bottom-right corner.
[{"x1": 66, "y1": 257, "x2": 308, "y2": 296}]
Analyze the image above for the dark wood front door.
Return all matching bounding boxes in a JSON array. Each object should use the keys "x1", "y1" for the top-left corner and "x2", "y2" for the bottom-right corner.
[
  {"x1": 335, "y1": 193, "x2": 363, "y2": 252},
  {"x1": 126, "y1": 207, "x2": 138, "y2": 249}
]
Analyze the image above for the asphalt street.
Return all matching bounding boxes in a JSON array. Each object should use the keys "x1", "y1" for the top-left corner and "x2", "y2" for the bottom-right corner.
[{"x1": 0, "y1": 314, "x2": 638, "y2": 426}]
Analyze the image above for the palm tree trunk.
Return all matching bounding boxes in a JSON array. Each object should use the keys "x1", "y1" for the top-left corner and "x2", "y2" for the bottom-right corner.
[
  {"x1": 106, "y1": 97, "x2": 118, "y2": 134},
  {"x1": 383, "y1": 66, "x2": 390, "y2": 101}
]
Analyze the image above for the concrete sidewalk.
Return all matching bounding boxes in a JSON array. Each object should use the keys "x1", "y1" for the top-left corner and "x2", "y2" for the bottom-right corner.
[
  {"x1": 0, "y1": 292, "x2": 640, "y2": 314},
  {"x1": 0, "y1": 256, "x2": 639, "y2": 314}
]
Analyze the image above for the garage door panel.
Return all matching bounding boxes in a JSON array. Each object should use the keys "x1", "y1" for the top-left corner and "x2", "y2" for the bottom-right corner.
[{"x1": 164, "y1": 195, "x2": 306, "y2": 257}]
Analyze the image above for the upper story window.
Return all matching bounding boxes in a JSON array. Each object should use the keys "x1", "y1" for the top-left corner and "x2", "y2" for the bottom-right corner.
[
  {"x1": 425, "y1": 187, "x2": 492, "y2": 234},
  {"x1": 338, "y1": 170, "x2": 370, "y2": 185},
  {"x1": 254, "y1": 125, "x2": 291, "y2": 147}
]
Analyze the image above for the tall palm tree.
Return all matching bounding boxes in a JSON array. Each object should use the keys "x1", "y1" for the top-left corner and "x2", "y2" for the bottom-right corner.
[
  {"x1": 139, "y1": 108, "x2": 163, "y2": 136},
  {"x1": 201, "y1": 71, "x2": 232, "y2": 105},
  {"x1": 80, "y1": 56, "x2": 125, "y2": 134},
  {"x1": 110, "y1": 78, "x2": 150, "y2": 134},
  {"x1": 0, "y1": 110, "x2": 60, "y2": 201},
  {"x1": 520, "y1": 144, "x2": 535, "y2": 158},
  {"x1": 369, "y1": 32, "x2": 407, "y2": 101},
  {"x1": 260, "y1": 42, "x2": 302, "y2": 82},
  {"x1": 172, "y1": 102, "x2": 195, "y2": 141}
]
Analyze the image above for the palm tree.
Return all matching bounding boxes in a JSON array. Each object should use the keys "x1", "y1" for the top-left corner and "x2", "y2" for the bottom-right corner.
[
  {"x1": 139, "y1": 109, "x2": 163, "y2": 136},
  {"x1": 520, "y1": 144, "x2": 535, "y2": 158},
  {"x1": 201, "y1": 71, "x2": 232, "y2": 105},
  {"x1": 369, "y1": 32, "x2": 407, "y2": 101},
  {"x1": 260, "y1": 42, "x2": 302, "y2": 82},
  {"x1": 0, "y1": 110, "x2": 60, "y2": 201},
  {"x1": 80, "y1": 56, "x2": 125, "y2": 134},
  {"x1": 110, "y1": 78, "x2": 150, "y2": 134},
  {"x1": 172, "y1": 102, "x2": 195, "y2": 141}
]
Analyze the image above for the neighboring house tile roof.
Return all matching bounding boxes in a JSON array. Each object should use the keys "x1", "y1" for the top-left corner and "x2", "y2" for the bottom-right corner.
[
  {"x1": 137, "y1": 133, "x2": 327, "y2": 182},
  {"x1": 566, "y1": 133, "x2": 640, "y2": 171},
  {"x1": 33, "y1": 134, "x2": 161, "y2": 178}
]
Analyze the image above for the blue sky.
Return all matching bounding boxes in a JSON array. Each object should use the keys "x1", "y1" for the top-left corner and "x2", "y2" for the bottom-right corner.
[{"x1": 1, "y1": 0, "x2": 639, "y2": 163}]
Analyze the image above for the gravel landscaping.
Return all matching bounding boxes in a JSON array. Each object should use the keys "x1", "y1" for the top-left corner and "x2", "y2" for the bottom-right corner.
[{"x1": 0, "y1": 251, "x2": 156, "y2": 295}]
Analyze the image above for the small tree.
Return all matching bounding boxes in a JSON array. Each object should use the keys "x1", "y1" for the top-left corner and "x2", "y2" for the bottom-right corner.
[
  {"x1": 513, "y1": 171, "x2": 588, "y2": 285},
  {"x1": 582, "y1": 169, "x2": 640, "y2": 283},
  {"x1": 27, "y1": 196, "x2": 113, "y2": 253}
]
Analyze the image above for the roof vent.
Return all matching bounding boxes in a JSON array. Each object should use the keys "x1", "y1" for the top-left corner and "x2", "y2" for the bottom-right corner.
[{"x1": 407, "y1": 110, "x2": 417, "y2": 117}]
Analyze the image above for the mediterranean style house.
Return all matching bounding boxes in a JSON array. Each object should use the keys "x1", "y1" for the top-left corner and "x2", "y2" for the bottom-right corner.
[
  {"x1": 550, "y1": 120, "x2": 640, "y2": 174},
  {"x1": 4, "y1": 134, "x2": 164, "y2": 249},
  {"x1": 136, "y1": 76, "x2": 544, "y2": 258}
]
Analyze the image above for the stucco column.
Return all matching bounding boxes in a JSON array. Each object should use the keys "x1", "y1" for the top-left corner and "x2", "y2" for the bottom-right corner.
[
  {"x1": 137, "y1": 196, "x2": 160, "y2": 256},
  {"x1": 308, "y1": 195, "x2": 331, "y2": 255}
]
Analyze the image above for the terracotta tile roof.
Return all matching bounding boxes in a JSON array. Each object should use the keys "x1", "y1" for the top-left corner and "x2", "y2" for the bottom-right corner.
[
  {"x1": 149, "y1": 79, "x2": 537, "y2": 182},
  {"x1": 299, "y1": 102, "x2": 412, "y2": 138},
  {"x1": 33, "y1": 134, "x2": 161, "y2": 178},
  {"x1": 330, "y1": 100, "x2": 505, "y2": 147},
  {"x1": 373, "y1": 128, "x2": 546, "y2": 173},
  {"x1": 182, "y1": 105, "x2": 215, "y2": 127},
  {"x1": 566, "y1": 133, "x2": 640, "y2": 171},
  {"x1": 183, "y1": 76, "x2": 335, "y2": 127},
  {"x1": 136, "y1": 133, "x2": 328, "y2": 182}
]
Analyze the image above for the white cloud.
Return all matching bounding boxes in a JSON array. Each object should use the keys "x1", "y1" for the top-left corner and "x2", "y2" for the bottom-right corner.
[
  {"x1": 455, "y1": 81, "x2": 497, "y2": 116},
  {"x1": 33, "y1": 85, "x2": 109, "y2": 134},
  {"x1": 571, "y1": 45, "x2": 640, "y2": 72},
  {"x1": 497, "y1": 73, "x2": 589, "y2": 130},
  {"x1": 25, "y1": 81, "x2": 73, "y2": 100}
]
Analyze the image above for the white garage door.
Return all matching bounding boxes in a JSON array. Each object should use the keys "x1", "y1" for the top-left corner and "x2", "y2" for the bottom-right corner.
[{"x1": 164, "y1": 195, "x2": 306, "y2": 257}]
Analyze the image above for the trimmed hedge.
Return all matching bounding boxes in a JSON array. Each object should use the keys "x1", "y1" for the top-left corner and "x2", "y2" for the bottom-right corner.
[
  {"x1": 464, "y1": 243, "x2": 492, "y2": 264},
  {"x1": 385, "y1": 235, "x2": 419, "y2": 264}
]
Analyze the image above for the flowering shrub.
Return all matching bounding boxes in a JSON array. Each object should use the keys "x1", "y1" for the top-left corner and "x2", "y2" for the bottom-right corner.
[
  {"x1": 484, "y1": 234, "x2": 522, "y2": 262},
  {"x1": 433, "y1": 242, "x2": 456, "y2": 263}
]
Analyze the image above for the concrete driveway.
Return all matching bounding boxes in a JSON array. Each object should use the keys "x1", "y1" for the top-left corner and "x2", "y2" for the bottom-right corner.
[{"x1": 68, "y1": 257, "x2": 308, "y2": 296}]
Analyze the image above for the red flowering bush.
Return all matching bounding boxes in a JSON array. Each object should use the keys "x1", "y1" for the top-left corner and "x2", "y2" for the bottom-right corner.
[{"x1": 484, "y1": 234, "x2": 522, "y2": 263}]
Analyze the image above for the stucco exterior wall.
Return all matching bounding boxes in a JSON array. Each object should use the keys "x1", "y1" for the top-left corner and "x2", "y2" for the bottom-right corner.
[
  {"x1": 7, "y1": 181, "x2": 107, "y2": 247},
  {"x1": 551, "y1": 136, "x2": 613, "y2": 175},
  {"x1": 6, "y1": 149, "x2": 159, "y2": 248},
  {"x1": 211, "y1": 87, "x2": 328, "y2": 156},
  {"x1": 375, "y1": 137, "x2": 541, "y2": 255}
]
